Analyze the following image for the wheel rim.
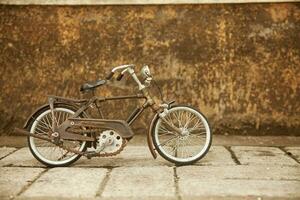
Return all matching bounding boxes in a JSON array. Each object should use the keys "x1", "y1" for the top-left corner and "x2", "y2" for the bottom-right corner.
[
  {"x1": 154, "y1": 106, "x2": 211, "y2": 163},
  {"x1": 29, "y1": 108, "x2": 86, "y2": 165}
]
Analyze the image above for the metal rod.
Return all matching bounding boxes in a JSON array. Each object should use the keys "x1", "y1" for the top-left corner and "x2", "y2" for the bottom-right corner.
[
  {"x1": 101, "y1": 94, "x2": 145, "y2": 101},
  {"x1": 14, "y1": 128, "x2": 52, "y2": 142},
  {"x1": 127, "y1": 107, "x2": 142, "y2": 124},
  {"x1": 48, "y1": 95, "x2": 89, "y2": 103},
  {"x1": 127, "y1": 106, "x2": 145, "y2": 125}
]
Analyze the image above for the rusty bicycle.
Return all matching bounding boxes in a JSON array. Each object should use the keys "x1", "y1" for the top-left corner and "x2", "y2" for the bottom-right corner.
[{"x1": 15, "y1": 64, "x2": 212, "y2": 167}]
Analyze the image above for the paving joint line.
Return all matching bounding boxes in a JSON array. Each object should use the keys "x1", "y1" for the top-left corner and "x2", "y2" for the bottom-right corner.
[
  {"x1": 223, "y1": 177, "x2": 300, "y2": 181},
  {"x1": 2, "y1": 165, "x2": 178, "y2": 168},
  {"x1": 0, "y1": 148, "x2": 20, "y2": 160},
  {"x1": 2, "y1": 165, "x2": 47, "y2": 169},
  {"x1": 73, "y1": 165, "x2": 120, "y2": 169},
  {"x1": 14, "y1": 168, "x2": 49, "y2": 199},
  {"x1": 95, "y1": 168, "x2": 112, "y2": 197},
  {"x1": 173, "y1": 167, "x2": 182, "y2": 200},
  {"x1": 278, "y1": 147, "x2": 300, "y2": 164},
  {"x1": 224, "y1": 146, "x2": 241, "y2": 165}
]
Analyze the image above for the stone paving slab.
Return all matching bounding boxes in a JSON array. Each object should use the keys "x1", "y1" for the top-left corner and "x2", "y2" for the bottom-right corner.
[
  {"x1": 0, "y1": 167, "x2": 45, "y2": 200},
  {"x1": 0, "y1": 146, "x2": 169, "y2": 167},
  {"x1": 176, "y1": 165, "x2": 300, "y2": 199},
  {"x1": 178, "y1": 165, "x2": 300, "y2": 199},
  {"x1": 177, "y1": 165, "x2": 300, "y2": 181},
  {"x1": 76, "y1": 146, "x2": 235, "y2": 167},
  {"x1": 0, "y1": 148, "x2": 43, "y2": 167},
  {"x1": 101, "y1": 166, "x2": 175, "y2": 200},
  {"x1": 1, "y1": 145, "x2": 300, "y2": 200},
  {"x1": 178, "y1": 179, "x2": 300, "y2": 199},
  {"x1": 285, "y1": 147, "x2": 300, "y2": 163},
  {"x1": 0, "y1": 145, "x2": 234, "y2": 167},
  {"x1": 231, "y1": 146, "x2": 299, "y2": 166},
  {"x1": 76, "y1": 146, "x2": 170, "y2": 167},
  {"x1": 195, "y1": 146, "x2": 235, "y2": 166},
  {"x1": 0, "y1": 147, "x2": 16, "y2": 159},
  {"x1": 19, "y1": 168, "x2": 107, "y2": 199}
]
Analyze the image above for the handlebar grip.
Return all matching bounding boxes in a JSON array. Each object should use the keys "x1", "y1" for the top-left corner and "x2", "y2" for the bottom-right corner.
[
  {"x1": 106, "y1": 72, "x2": 114, "y2": 80},
  {"x1": 116, "y1": 73, "x2": 124, "y2": 81}
]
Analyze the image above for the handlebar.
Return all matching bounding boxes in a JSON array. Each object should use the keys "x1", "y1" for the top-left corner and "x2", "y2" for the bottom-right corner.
[
  {"x1": 105, "y1": 64, "x2": 149, "y2": 90},
  {"x1": 105, "y1": 71, "x2": 115, "y2": 80},
  {"x1": 106, "y1": 64, "x2": 135, "y2": 80},
  {"x1": 116, "y1": 73, "x2": 124, "y2": 81},
  {"x1": 111, "y1": 64, "x2": 135, "y2": 73}
]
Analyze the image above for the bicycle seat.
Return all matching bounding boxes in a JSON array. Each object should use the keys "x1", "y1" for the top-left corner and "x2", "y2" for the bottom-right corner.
[{"x1": 80, "y1": 79, "x2": 106, "y2": 92}]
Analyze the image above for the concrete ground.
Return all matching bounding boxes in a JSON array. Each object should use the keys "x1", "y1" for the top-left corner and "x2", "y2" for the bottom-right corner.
[{"x1": 0, "y1": 135, "x2": 299, "y2": 200}]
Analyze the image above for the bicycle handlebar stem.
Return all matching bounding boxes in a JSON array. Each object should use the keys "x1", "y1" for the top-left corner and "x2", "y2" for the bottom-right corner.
[
  {"x1": 111, "y1": 64, "x2": 135, "y2": 73},
  {"x1": 108, "y1": 64, "x2": 146, "y2": 91},
  {"x1": 127, "y1": 67, "x2": 145, "y2": 90}
]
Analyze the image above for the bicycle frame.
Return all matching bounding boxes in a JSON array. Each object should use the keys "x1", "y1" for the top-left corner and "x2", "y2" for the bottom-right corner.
[
  {"x1": 48, "y1": 87, "x2": 157, "y2": 122},
  {"x1": 16, "y1": 64, "x2": 180, "y2": 159},
  {"x1": 47, "y1": 93, "x2": 151, "y2": 127}
]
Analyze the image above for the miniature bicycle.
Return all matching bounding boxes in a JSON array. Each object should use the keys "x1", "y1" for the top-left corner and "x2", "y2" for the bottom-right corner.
[{"x1": 15, "y1": 64, "x2": 212, "y2": 167}]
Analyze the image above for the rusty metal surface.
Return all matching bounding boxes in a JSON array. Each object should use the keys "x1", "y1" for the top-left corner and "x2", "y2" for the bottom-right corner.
[
  {"x1": 14, "y1": 127, "x2": 52, "y2": 142},
  {"x1": 68, "y1": 118, "x2": 135, "y2": 138},
  {"x1": 0, "y1": 4, "x2": 299, "y2": 135},
  {"x1": 14, "y1": 127, "x2": 127, "y2": 157},
  {"x1": 148, "y1": 112, "x2": 159, "y2": 158}
]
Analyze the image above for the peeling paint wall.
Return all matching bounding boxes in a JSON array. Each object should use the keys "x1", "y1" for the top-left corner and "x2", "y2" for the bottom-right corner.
[{"x1": 0, "y1": 4, "x2": 299, "y2": 135}]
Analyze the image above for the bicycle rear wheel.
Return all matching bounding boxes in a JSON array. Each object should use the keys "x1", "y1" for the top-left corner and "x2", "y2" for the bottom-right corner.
[{"x1": 28, "y1": 106, "x2": 87, "y2": 167}]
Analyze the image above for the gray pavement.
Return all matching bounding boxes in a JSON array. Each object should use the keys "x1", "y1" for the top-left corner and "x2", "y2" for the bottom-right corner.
[{"x1": 0, "y1": 138, "x2": 300, "y2": 200}]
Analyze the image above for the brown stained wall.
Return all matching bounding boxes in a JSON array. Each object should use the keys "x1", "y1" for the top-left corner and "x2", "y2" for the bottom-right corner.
[{"x1": 0, "y1": 4, "x2": 299, "y2": 135}]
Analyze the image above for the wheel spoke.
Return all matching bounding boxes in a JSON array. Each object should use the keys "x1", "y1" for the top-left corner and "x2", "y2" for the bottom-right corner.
[
  {"x1": 45, "y1": 114, "x2": 52, "y2": 129},
  {"x1": 29, "y1": 108, "x2": 86, "y2": 166},
  {"x1": 189, "y1": 134, "x2": 206, "y2": 138},
  {"x1": 155, "y1": 106, "x2": 211, "y2": 163},
  {"x1": 57, "y1": 111, "x2": 62, "y2": 124},
  {"x1": 158, "y1": 135, "x2": 179, "y2": 147},
  {"x1": 35, "y1": 126, "x2": 48, "y2": 135},
  {"x1": 35, "y1": 118, "x2": 51, "y2": 129}
]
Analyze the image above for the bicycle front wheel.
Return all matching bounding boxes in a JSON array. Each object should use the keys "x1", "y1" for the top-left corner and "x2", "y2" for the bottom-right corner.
[{"x1": 152, "y1": 105, "x2": 212, "y2": 165}]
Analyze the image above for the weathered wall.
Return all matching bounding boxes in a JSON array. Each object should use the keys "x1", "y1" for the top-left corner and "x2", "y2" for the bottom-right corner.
[{"x1": 0, "y1": 4, "x2": 299, "y2": 135}]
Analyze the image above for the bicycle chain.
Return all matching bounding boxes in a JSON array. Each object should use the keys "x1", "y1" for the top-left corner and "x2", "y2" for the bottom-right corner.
[{"x1": 58, "y1": 128, "x2": 127, "y2": 157}]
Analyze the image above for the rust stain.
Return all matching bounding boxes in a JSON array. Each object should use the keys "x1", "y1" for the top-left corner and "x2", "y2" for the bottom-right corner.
[
  {"x1": 0, "y1": 4, "x2": 299, "y2": 135},
  {"x1": 267, "y1": 4, "x2": 290, "y2": 23}
]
